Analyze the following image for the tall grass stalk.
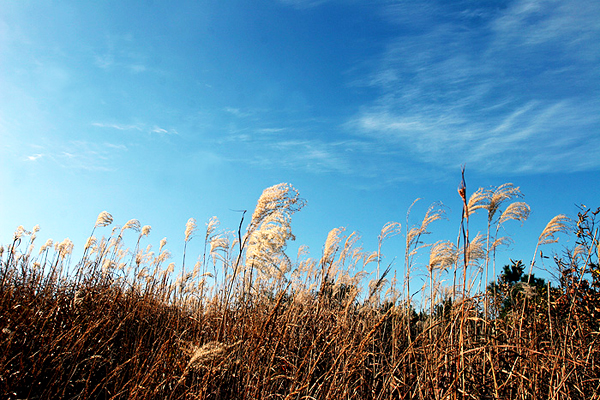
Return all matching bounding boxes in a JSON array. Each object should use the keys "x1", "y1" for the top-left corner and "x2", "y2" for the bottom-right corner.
[{"x1": 1, "y1": 182, "x2": 598, "y2": 399}]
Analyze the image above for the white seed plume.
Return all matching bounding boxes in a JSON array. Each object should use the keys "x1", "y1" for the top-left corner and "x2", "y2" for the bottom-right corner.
[
  {"x1": 210, "y1": 235, "x2": 229, "y2": 254},
  {"x1": 167, "y1": 262, "x2": 175, "y2": 273},
  {"x1": 379, "y1": 221, "x2": 402, "y2": 242},
  {"x1": 39, "y1": 239, "x2": 53, "y2": 254},
  {"x1": 158, "y1": 250, "x2": 172, "y2": 264},
  {"x1": 159, "y1": 237, "x2": 167, "y2": 252},
  {"x1": 122, "y1": 219, "x2": 141, "y2": 232},
  {"x1": 538, "y1": 214, "x2": 572, "y2": 245},
  {"x1": 95, "y1": 211, "x2": 114, "y2": 228},
  {"x1": 57, "y1": 238, "x2": 74, "y2": 258},
  {"x1": 467, "y1": 188, "x2": 490, "y2": 218},
  {"x1": 14, "y1": 226, "x2": 27, "y2": 241},
  {"x1": 499, "y1": 202, "x2": 530, "y2": 225},
  {"x1": 185, "y1": 218, "x2": 197, "y2": 242},
  {"x1": 323, "y1": 227, "x2": 344, "y2": 263},
  {"x1": 428, "y1": 240, "x2": 457, "y2": 272},
  {"x1": 141, "y1": 225, "x2": 152, "y2": 237},
  {"x1": 206, "y1": 216, "x2": 219, "y2": 240},
  {"x1": 488, "y1": 183, "x2": 522, "y2": 221},
  {"x1": 85, "y1": 236, "x2": 97, "y2": 250},
  {"x1": 249, "y1": 183, "x2": 305, "y2": 231}
]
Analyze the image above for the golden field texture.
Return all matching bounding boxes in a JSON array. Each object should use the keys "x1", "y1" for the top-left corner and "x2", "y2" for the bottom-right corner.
[{"x1": 1, "y1": 182, "x2": 599, "y2": 399}]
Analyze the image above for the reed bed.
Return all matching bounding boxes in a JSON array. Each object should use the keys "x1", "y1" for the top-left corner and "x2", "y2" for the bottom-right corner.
[{"x1": 1, "y1": 182, "x2": 599, "y2": 399}]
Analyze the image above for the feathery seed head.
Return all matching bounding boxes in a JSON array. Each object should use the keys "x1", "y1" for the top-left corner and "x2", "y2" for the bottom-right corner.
[
  {"x1": 572, "y1": 244, "x2": 586, "y2": 260},
  {"x1": 323, "y1": 227, "x2": 344, "y2": 263},
  {"x1": 245, "y1": 184, "x2": 305, "y2": 281},
  {"x1": 206, "y1": 216, "x2": 219, "y2": 239},
  {"x1": 95, "y1": 211, "x2": 113, "y2": 228},
  {"x1": 467, "y1": 188, "x2": 490, "y2": 217},
  {"x1": 491, "y1": 236, "x2": 513, "y2": 251},
  {"x1": 85, "y1": 236, "x2": 97, "y2": 250},
  {"x1": 185, "y1": 218, "x2": 197, "y2": 242},
  {"x1": 39, "y1": 239, "x2": 53, "y2": 254},
  {"x1": 135, "y1": 251, "x2": 143, "y2": 265},
  {"x1": 297, "y1": 244, "x2": 309, "y2": 259},
  {"x1": 428, "y1": 240, "x2": 457, "y2": 272},
  {"x1": 210, "y1": 235, "x2": 229, "y2": 254},
  {"x1": 193, "y1": 260, "x2": 202, "y2": 275},
  {"x1": 499, "y1": 201, "x2": 530, "y2": 225},
  {"x1": 122, "y1": 219, "x2": 141, "y2": 233},
  {"x1": 159, "y1": 237, "x2": 167, "y2": 252},
  {"x1": 57, "y1": 238, "x2": 74, "y2": 258},
  {"x1": 379, "y1": 221, "x2": 402, "y2": 242},
  {"x1": 488, "y1": 183, "x2": 522, "y2": 221},
  {"x1": 167, "y1": 262, "x2": 175, "y2": 273},
  {"x1": 187, "y1": 341, "x2": 241, "y2": 372},
  {"x1": 14, "y1": 225, "x2": 27, "y2": 241},
  {"x1": 141, "y1": 225, "x2": 151, "y2": 237},
  {"x1": 407, "y1": 203, "x2": 446, "y2": 248},
  {"x1": 466, "y1": 234, "x2": 486, "y2": 265},
  {"x1": 363, "y1": 251, "x2": 379, "y2": 266},
  {"x1": 117, "y1": 248, "x2": 127, "y2": 260},
  {"x1": 138, "y1": 267, "x2": 149, "y2": 278},
  {"x1": 249, "y1": 183, "x2": 305, "y2": 230},
  {"x1": 158, "y1": 250, "x2": 172, "y2": 264},
  {"x1": 102, "y1": 259, "x2": 115, "y2": 273},
  {"x1": 538, "y1": 214, "x2": 572, "y2": 246}
]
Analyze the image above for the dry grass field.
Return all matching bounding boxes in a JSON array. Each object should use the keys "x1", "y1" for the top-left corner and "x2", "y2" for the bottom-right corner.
[{"x1": 1, "y1": 182, "x2": 599, "y2": 399}]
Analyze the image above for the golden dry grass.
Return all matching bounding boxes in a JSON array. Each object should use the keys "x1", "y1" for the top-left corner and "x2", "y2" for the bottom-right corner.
[{"x1": 1, "y1": 184, "x2": 599, "y2": 399}]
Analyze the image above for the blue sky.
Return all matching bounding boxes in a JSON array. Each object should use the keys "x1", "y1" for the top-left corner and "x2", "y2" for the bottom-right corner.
[{"x1": 1, "y1": 0, "x2": 599, "y2": 291}]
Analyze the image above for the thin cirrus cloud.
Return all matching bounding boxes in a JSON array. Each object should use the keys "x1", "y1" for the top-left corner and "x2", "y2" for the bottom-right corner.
[
  {"x1": 276, "y1": 0, "x2": 331, "y2": 9},
  {"x1": 92, "y1": 122, "x2": 143, "y2": 131},
  {"x1": 268, "y1": 139, "x2": 352, "y2": 174},
  {"x1": 59, "y1": 141, "x2": 128, "y2": 172},
  {"x1": 25, "y1": 154, "x2": 44, "y2": 162},
  {"x1": 20, "y1": 141, "x2": 128, "y2": 172},
  {"x1": 350, "y1": 0, "x2": 600, "y2": 175},
  {"x1": 92, "y1": 122, "x2": 177, "y2": 135}
]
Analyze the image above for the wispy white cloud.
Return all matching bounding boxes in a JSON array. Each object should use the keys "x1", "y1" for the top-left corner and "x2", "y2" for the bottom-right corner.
[
  {"x1": 224, "y1": 107, "x2": 255, "y2": 118},
  {"x1": 55, "y1": 141, "x2": 128, "y2": 171},
  {"x1": 256, "y1": 128, "x2": 287, "y2": 134},
  {"x1": 19, "y1": 141, "x2": 129, "y2": 172},
  {"x1": 92, "y1": 33, "x2": 151, "y2": 74},
  {"x1": 103, "y1": 143, "x2": 128, "y2": 151},
  {"x1": 268, "y1": 139, "x2": 352, "y2": 173},
  {"x1": 277, "y1": 0, "x2": 331, "y2": 10},
  {"x1": 25, "y1": 153, "x2": 43, "y2": 161},
  {"x1": 129, "y1": 64, "x2": 147, "y2": 73},
  {"x1": 151, "y1": 125, "x2": 178, "y2": 135},
  {"x1": 92, "y1": 122, "x2": 143, "y2": 131},
  {"x1": 350, "y1": 0, "x2": 600, "y2": 175},
  {"x1": 92, "y1": 122, "x2": 177, "y2": 135},
  {"x1": 352, "y1": 98, "x2": 599, "y2": 173}
]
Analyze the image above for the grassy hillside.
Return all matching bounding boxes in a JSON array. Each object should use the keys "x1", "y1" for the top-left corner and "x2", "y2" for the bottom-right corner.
[{"x1": 1, "y1": 183, "x2": 599, "y2": 399}]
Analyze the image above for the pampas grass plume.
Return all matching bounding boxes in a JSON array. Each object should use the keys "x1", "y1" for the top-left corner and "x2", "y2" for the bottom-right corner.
[{"x1": 95, "y1": 211, "x2": 113, "y2": 228}]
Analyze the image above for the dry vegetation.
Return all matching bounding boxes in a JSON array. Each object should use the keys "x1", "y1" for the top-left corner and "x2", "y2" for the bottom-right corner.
[{"x1": 1, "y1": 181, "x2": 599, "y2": 399}]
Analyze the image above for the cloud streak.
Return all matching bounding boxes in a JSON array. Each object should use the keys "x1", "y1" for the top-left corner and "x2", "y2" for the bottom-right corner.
[
  {"x1": 92, "y1": 122, "x2": 143, "y2": 131},
  {"x1": 93, "y1": 122, "x2": 177, "y2": 135},
  {"x1": 350, "y1": 0, "x2": 600, "y2": 175}
]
